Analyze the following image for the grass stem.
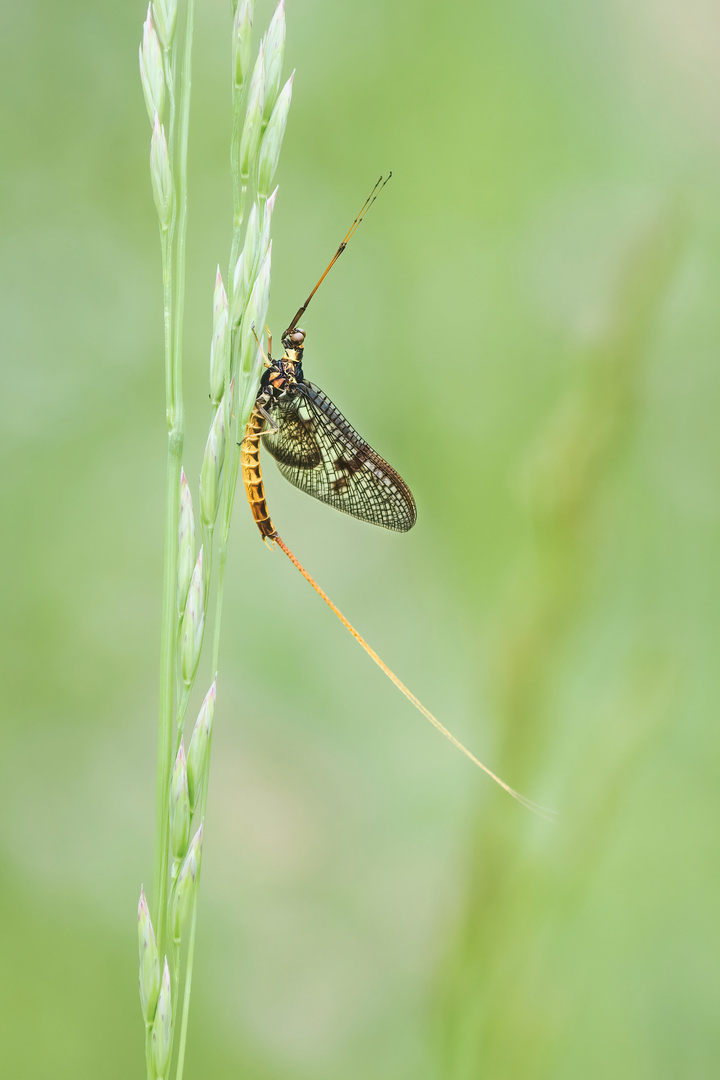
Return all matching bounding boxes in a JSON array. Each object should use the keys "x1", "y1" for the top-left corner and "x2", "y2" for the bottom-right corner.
[{"x1": 154, "y1": 227, "x2": 182, "y2": 960}]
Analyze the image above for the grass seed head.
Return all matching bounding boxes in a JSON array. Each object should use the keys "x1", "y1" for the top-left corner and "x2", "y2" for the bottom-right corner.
[
  {"x1": 238, "y1": 242, "x2": 272, "y2": 413},
  {"x1": 180, "y1": 547, "x2": 205, "y2": 686},
  {"x1": 239, "y1": 44, "x2": 265, "y2": 186},
  {"x1": 258, "y1": 71, "x2": 292, "y2": 199},
  {"x1": 170, "y1": 825, "x2": 203, "y2": 943},
  {"x1": 233, "y1": 0, "x2": 254, "y2": 93},
  {"x1": 210, "y1": 268, "x2": 229, "y2": 405},
  {"x1": 230, "y1": 202, "x2": 260, "y2": 328},
  {"x1": 169, "y1": 740, "x2": 191, "y2": 860},
  {"x1": 177, "y1": 468, "x2": 196, "y2": 617},
  {"x1": 139, "y1": 6, "x2": 166, "y2": 125},
  {"x1": 187, "y1": 680, "x2": 216, "y2": 811},
  {"x1": 200, "y1": 401, "x2": 227, "y2": 529},
  {"x1": 137, "y1": 888, "x2": 161, "y2": 1023},
  {"x1": 150, "y1": 114, "x2": 172, "y2": 229},
  {"x1": 239, "y1": 242, "x2": 272, "y2": 424},
  {"x1": 258, "y1": 187, "x2": 277, "y2": 263},
  {"x1": 151, "y1": 0, "x2": 177, "y2": 49},
  {"x1": 150, "y1": 957, "x2": 172, "y2": 1078},
  {"x1": 262, "y1": 0, "x2": 286, "y2": 125}
]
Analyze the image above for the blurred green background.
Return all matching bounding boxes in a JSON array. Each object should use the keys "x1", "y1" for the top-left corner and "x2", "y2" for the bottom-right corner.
[{"x1": 2, "y1": 1, "x2": 719, "y2": 1077}]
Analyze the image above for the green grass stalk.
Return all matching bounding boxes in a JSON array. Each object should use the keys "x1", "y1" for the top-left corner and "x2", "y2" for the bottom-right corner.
[
  {"x1": 153, "y1": 0, "x2": 194, "y2": 1022},
  {"x1": 157, "y1": 3, "x2": 196, "y2": 1069},
  {"x1": 142, "y1": 4, "x2": 289, "y2": 1074},
  {"x1": 154, "y1": 230, "x2": 182, "y2": 962},
  {"x1": 152, "y1": 21, "x2": 181, "y2": 967},
  {"x1": 174, "y1": 120, "x2": 257, "y2": 1080},
  {"x1": 173, "y1": 719, "x2": 212, "y2": 1080}
]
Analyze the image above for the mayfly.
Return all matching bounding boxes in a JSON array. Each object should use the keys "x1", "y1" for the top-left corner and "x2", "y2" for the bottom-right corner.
[{"x1": 241, "y1": 177, "x2": 548, "y2": 814}]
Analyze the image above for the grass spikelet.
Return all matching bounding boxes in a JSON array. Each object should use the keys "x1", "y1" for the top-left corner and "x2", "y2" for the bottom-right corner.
[{"x1": 137, "y1": 2, "x2": 292, "y2": 1076}]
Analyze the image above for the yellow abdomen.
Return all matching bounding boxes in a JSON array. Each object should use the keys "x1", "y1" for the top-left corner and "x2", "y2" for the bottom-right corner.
[{"x1": 241, "y1": 406, "x2": 277, "y2": 541}]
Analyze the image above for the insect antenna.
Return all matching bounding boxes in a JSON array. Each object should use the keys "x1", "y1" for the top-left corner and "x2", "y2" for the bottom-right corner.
[
  {"x1": 283, "y1": 173, "x2": 392, "y2": 338},
  {"x1": 273, "y1": 534, "x2": 556, "y2": 820}
]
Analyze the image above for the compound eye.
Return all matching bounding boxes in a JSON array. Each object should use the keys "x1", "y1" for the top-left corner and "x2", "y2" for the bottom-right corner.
[{"x1": 290, "y1": 328, "x2": 305, "y2": 346}]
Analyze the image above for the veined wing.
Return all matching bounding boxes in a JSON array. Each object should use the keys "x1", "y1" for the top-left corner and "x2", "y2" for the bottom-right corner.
[{"x1": 263, "y1": 380, "x2": 417, "y2": 532}]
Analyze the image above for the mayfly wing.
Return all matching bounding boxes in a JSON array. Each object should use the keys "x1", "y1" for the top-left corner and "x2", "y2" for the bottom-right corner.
[{"x1": 263, "y1": 381, "x2": 417, "y2": 533}]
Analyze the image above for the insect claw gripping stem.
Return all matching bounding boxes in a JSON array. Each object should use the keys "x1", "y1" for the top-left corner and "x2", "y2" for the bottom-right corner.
[{"x1": 273, "y1": 533, "x2": 555, "y2": 819}]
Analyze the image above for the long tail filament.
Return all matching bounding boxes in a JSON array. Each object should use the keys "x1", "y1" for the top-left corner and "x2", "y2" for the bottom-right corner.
[{"x1": 273, "y1": 534, "x2": 554, "y2": 819}]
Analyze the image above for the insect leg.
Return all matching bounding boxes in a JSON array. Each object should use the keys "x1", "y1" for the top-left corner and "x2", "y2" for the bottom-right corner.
[
  {"x1": 238, "y1": 397, "x2": 278, "y2": 447},
  {"x1": 251, "y1": 324, "x2": 273, "y2": 369},
  {"x1": 256, "y1": 402, "x2": 279, "y2": 431}
]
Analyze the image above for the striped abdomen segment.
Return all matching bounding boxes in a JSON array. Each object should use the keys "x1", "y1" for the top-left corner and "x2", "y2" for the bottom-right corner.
[{"x1": 241, "y1": 405, "x2": 277, "y2": 541}]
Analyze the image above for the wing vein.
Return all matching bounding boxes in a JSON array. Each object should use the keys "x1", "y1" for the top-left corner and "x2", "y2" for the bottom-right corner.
[{"x1": 263, "y1": 381, "x2": 417, "y2": 532}]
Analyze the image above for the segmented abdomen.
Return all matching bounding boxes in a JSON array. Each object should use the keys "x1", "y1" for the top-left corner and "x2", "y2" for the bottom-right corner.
[{"x1": 241, "y1": 406, "x2": 278, "y2": 541}]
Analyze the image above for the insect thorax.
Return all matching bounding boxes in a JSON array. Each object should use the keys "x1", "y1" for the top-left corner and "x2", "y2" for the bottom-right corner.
[
  {"x1": 260, "y1": 355, "x2": 304, "y2": 401},
  {"x1": 259, "y1": 327, "x2": 307, "y2": 400}
]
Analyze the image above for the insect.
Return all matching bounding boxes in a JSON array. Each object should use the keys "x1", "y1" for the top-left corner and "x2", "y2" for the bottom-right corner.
[{"x1": 241, "y1": 178, "x2": 549, "y2": 815}]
